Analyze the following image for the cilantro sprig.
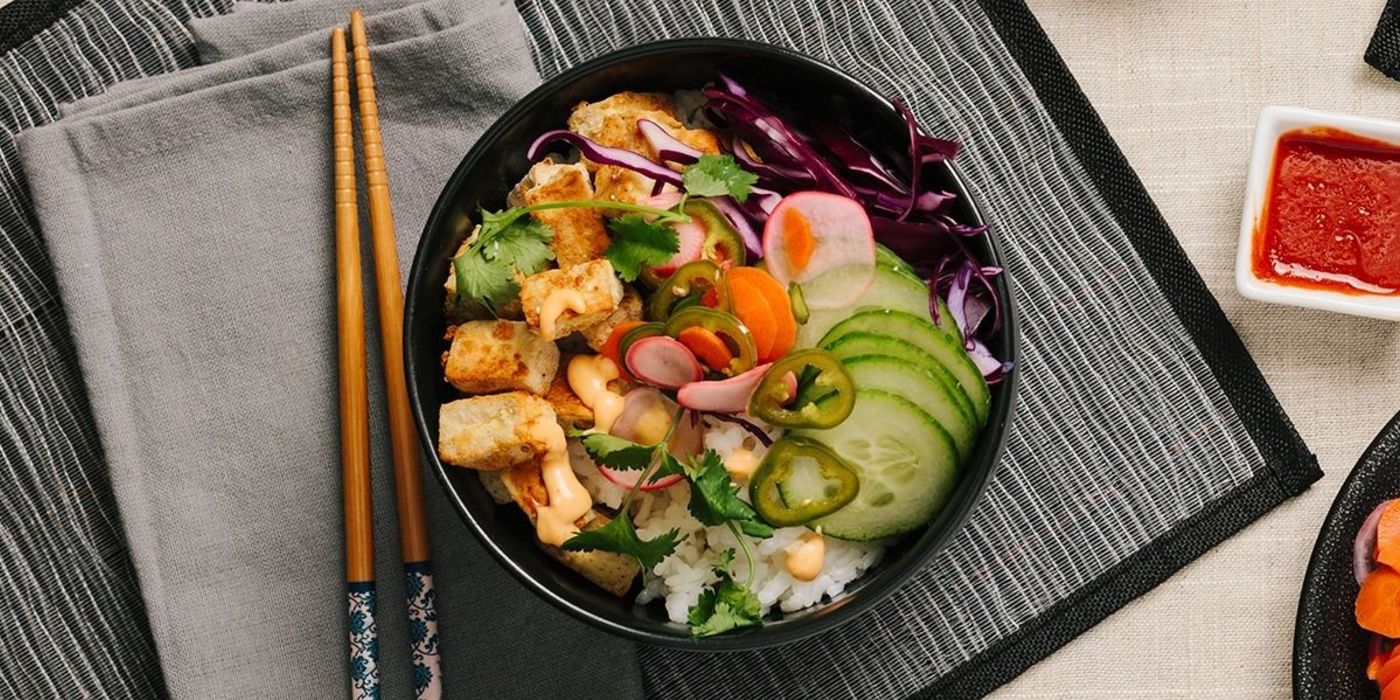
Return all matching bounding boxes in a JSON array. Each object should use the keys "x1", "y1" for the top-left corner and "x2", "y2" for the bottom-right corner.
[
  {"x1": 688, "y1": 550, "x2": 763, "y2": 637},
  {"x1": 681, "y1": 154, "x2": 758, "y2": 203},
  {"x1": 604, "y1": 214, "x2": 681, "y2": 282},
  {"x1": 453, "y1": 200, "x2": 688, "y2": 310},
  {"x1": 568, "y1": 419, "x2": 772, "y2": 637}
]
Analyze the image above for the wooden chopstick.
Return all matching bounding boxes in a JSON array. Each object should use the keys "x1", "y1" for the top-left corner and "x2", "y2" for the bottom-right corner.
[
  {"x1": 332, "y1": 25, "x2": 380, "y2": 700},
  {"x1": 348, "y1": 12, "x2": 442, "y2": 699}
]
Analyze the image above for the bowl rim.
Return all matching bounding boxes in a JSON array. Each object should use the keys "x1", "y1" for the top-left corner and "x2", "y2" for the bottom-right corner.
[{"x1": 404, "y1": 36, "x2": 1020, "y2": 650}]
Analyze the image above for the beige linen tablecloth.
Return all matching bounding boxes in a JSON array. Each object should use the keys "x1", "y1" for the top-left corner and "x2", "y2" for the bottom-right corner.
[{"x1": 994, "y1": 1, "x2": 1400, "y2": 697}]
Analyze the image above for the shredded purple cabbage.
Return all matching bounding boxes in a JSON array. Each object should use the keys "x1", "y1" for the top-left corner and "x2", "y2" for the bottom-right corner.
[
  {"x1": 704, "y1": 75, "x2": 1009, "y2": 382},
  {"x1": 527, "y1": 129, "x2": 683, "y2": 188}
]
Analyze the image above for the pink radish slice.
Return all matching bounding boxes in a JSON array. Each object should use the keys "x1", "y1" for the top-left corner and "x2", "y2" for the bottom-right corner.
[
  {"x1": 625, "y1": 336, "x2": 703, "y2": 389},
  {"x1": 763, "y1": 191, "x2": 876, "y2": 308},
  {"x1": 597, "y1": 465, "x2": 684, "y2": 492},
  {"x1": 649, "y1": 219, "x2": 705, "y2": 278},
  {"x1": 669, "y1": 411, "x2": 705, "y2": 460},
  {"x1": 677, "y1": 363, "x2": 773, "y2": 413}
]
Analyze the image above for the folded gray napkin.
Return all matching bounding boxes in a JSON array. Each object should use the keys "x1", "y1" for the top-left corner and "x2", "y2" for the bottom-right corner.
[{"x1": 17, "y1": 1, "x2": 641, "y2": 698}]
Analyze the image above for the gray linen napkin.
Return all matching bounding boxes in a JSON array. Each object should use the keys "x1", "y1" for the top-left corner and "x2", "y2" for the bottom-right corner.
[
  {"x1": 193, "y1": 0, "x2": 430, "y2": 63},
  {"x1": 61, "y1": 0, "x2": 459, "y2": 118},
  {"x1": 17, "y1": 2, "x2": 641, "y2": 698}
]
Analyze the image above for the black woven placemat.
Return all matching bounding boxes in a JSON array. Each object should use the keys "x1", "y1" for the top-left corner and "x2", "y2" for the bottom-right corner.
[
  {"x1": 0, "y1": 0, "x2": 1319, "y2": 698},
  {"x1": 1367, "y1": 0, "x2": 1400, "y2": 81}
]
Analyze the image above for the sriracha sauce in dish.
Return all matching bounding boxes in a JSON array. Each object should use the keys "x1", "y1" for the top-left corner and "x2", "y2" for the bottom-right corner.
[{"x1": 1252, "y1": 127, "x2": 1400, "y2": 295}]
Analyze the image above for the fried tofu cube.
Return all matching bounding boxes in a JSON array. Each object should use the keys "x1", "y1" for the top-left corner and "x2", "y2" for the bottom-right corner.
[
  {"x1": 581, "y1": 286, "x2": 642, "y2": 351},
  {"x1": 443, "y1": 320, "x2": 558, "y2": 396},
  {"x1": 568, "y1": 91, "x2": 721, "y2": 209},
  {"x1": 507, "y1": 159, "x2": 610, "y2": 269},
  {"x1": 519, "y1": 260, "x2": 623, "y2": 340},
  {"x1": 477, "y1": 470, "x2": 514, "y2": 505},
  {"x1": 500, "y1": 460, "x2": 640, "y2": 596},
  {"x1": 438, "y1": 392, "x2": 556, "y2": 470},
  {"x1": 567, "y1": 91, "x2": 721, "y2": 161},
  {"x1": 544, "y1": 368, "x2": 594, "y2": 429}
]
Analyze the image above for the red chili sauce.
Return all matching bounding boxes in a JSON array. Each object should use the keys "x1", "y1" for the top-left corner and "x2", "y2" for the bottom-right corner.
[{"x1": 1253, "y1": 127, "x2": 1400, "y2": 295}]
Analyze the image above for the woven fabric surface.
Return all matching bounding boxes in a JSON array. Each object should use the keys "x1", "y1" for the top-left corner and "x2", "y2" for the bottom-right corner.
[
  {"x1": 0, "y1": 0, "x2": 1331, "y2": 697},
  {"x1": 1368, "y1": 0, "x2": 1400, "y2": 80},
  {"x1": 516, "y1": 1, "x2": 1315, "y2": 697},
  {"x1": 996, "y1": 1, "x2": 1400, "y2": 696},
  {"x1": 0, "y1": 3, "x2": 231, "y2": 696}
]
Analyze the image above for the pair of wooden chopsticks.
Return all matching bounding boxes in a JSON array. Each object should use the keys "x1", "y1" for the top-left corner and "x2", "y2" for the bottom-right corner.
[{"x1": 333, "y1": 13, "x2": 440, "y2": 700}]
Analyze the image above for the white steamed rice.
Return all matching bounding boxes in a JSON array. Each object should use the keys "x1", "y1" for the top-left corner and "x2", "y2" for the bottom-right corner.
[{"x1": 569, "y1": 417, "x2": 886, "y2": 623}]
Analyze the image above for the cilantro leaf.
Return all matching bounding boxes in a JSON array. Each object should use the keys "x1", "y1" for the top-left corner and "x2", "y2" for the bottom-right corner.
[
  {"x1": 649, "y1": 450, "x2": 685, "y2": 484},
  {"x1": 453, "y1": 250, "x2": 516, "y2": 308},
  {"x1": 562, "y1": 514, "x2": 682, "y2": 570},
  {"x1": 578, "y1": 433, "x2": 656, "y2": 471},
  {"x1": 683, "y1": 450, "x2": 773, "y2": 538},
  {"x1": 482, "y1": 217, "x2": 555, "y2": 276},
  {"x1": 605, "y1": 214, "x2": 679, "y2": 281},
  {"x1": 687, "y1": 569, "x2": 762, "y2": 637},
  {"x1": 682, "y1": 154, "x2": 758, "y2": 203}
]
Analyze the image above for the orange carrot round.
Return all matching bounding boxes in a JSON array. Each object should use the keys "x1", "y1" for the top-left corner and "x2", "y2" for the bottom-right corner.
[
  {"x1": 601, "y1": 320, "x2": 645, "y2": 381},
  {"x1": 1377, "y1": 501, "x2": 1400, "y2": 570},
  {"x1": 677, "y1": 326, "x2": 734, "y2": 373},
  {"x1": 1380, "y1": 652, "x2": 1400, "y2": 688},
  {"x1": 1358, "y1": 566, "x2": 1400, "y2": 637},
  {"x1": 781, "y1": 207, "x2": 816, "y2": 274},
  {"x1": 728, "y1": 267, "x2": 796, "y2": 360},
  {"x1": 728, "y1": 279, "x2": 777, "y2": 359},
  {"x1": 1384, "y1": 677, "x2": 1400, "y2": 700}
]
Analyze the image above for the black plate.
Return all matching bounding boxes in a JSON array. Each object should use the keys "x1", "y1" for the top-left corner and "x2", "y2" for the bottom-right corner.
[
  {"x1": 1295, "y1": 410, "x2": 1400, "y2": 697},
  {"x1": 403, "y1": 38, "x2": 1019, "y2": 650}
]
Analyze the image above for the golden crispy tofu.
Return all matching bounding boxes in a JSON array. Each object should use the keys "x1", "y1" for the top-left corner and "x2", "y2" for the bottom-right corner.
[
  {"x1": 519, "y1": 259, "x2": 623, "y2": 340},
  {"x1": 438, "y1": 392, "x2": 556, "y2": 470},
  {"x1": 477, "y1": 470, "x2": 514, "y2": 504},
  {"x1": 501, "y1": 460, "x2": 640, "y2": 596},
  {"x1": 507, "y1": 159, "x2": 610, "y2": 269},
  {"x1": 443, "y1": 320, "x2": 558, "y2": 396},
  {"x1": 567, "y1": 91, "x2": 721, "y2": 161},
  {"x1": 568, "y1": 92, "x2": 721, "y2": 208},
  {"x1": 581, "y1": 286, "x2": 643, "y2": 351},
  {"x1": 544, "y1": 368, "x2": 594, "y2": 429}
]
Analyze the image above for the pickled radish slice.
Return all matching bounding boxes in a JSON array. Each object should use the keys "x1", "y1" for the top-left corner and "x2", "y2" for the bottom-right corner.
[{"x1": 763, "y1": 192, "x2": 875, "y2": 308}]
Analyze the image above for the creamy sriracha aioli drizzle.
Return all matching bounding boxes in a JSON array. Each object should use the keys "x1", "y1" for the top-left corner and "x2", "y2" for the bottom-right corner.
[
  {"x1": 533, "y1": 420, "x2": 591, "y2": 546},
  {"x1": 567, "y1": 355, "x2": 625, "y2": 432},
  {"x1": 785, "y1": 531, "x2": 825, "y2": 581},
  {"x1": 539, "y1": 289, "x2": 587, "y2": 341}
]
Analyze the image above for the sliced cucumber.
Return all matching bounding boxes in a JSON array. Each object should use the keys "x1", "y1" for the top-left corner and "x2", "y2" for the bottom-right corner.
[
  {"x1": 794, "y1": 388, "x2": 959, "y2": 541},
  {"x1": 874, "y1": 244, "x2": 915, "y2": 275},
  {"x1": 840, "y1": 354, "x2": 977, "y2": 462},
  {"x1": 820, "y1": 310, "x2": 989, "y2": 425},
  {"x1": 798, "y1": 266, "x2": 946, "y2": 347}
]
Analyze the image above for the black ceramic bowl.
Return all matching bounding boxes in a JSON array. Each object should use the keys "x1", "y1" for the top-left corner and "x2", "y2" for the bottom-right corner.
[{"x1": 404, "y1": 38, "x2": 1018, "y2": 650}]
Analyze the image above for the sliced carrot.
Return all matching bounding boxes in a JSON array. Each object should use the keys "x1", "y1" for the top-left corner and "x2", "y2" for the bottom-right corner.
[
  {"x1": 728, "y1": 278, "x2": 777, "y2": 360},
  {"x1": 781, "y1": 207, "x2": 816, "y2": 274},
  {"x1": 1359, "y1": 567, "x2": 1400, "y2": 637},
  {"x1": 1380, "y1": 652, "x2": 1400, "y2": 688},
  {"x1": 728, "y1": 267, "x2": 796, "y2": 359},
  {"x1": 1371, "y1": 635, "x2": 1391, "y2": 680},
  {"x1": 1383, "y1": 676, "x2": 1400, "y2": 700},
  {"x1": 677, "y1": 326, "x2": 734, "y2": 373},
  {"x1": 1378, "y1": 501, "x2": 1400, "y2": 570},
  {"x1": 600, "y1": 320, "x2": 645, "y2": 381}
]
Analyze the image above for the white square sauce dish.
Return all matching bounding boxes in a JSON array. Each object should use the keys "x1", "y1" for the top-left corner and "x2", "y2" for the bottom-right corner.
[{"x1": 1235, "y1": 106, "x2": 1400, "y2": 321}]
